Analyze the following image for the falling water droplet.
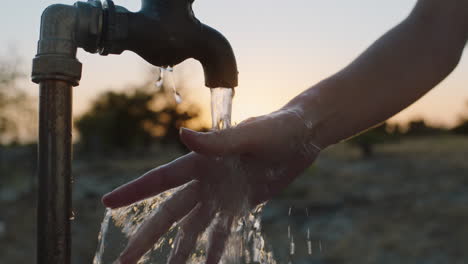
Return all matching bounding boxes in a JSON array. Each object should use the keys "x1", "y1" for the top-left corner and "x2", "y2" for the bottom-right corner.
[
  {"x1": 162, "y1": 66, "x2": 182, "y2": 104},
  {"x1": 290, "y1": 235, "x2": 295, "y2": 255},
  {"x1": 306, "y1": 208, "x2": 312, "y2": 255},
  {"x1": 174, "y1": 91, "x2": 182, "y2": 104},
  {"x1": 287, "y1": 205, "x2": 292, "y2": 257},
  {"x1": 319, "y1": 240, "x2": 323, "y2": 252},
  {"x1": 307, "y1": 228, "x2": 312, "y2": 255},
  {"x1": 155, "y1": 67, "x2": 164, "y2": 88}
]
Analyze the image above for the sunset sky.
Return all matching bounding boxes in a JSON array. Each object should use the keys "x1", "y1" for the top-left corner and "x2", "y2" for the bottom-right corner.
[{"x1": 2, "y1": 0, "x2": 468, "y2": 127}]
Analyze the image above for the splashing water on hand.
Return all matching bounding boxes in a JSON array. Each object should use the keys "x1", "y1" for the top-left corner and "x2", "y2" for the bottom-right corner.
[
  {"x1": 93, "y1": 209, "x2": 112, "y2": 264},
  {"x1": 93, "y1": 86, "x2": 280, "y2": 264}
]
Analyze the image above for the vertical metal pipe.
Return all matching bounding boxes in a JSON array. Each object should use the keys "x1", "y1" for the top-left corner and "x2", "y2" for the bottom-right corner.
[{"x1": 37, "y1": 80, "x2": 73, "y2": 264}]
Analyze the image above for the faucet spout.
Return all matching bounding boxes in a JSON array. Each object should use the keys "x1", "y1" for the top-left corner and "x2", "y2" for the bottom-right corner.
[{"x1": 196, "y1": 24, "x2": 239, "y2": 88}]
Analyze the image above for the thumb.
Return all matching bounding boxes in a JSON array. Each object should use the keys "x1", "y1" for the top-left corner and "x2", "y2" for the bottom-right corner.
[{"x1": 180, "y1": 127, "x2": 254, "y2": 156}]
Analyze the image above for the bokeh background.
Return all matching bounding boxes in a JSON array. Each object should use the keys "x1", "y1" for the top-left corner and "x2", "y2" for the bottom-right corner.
[{"x1": 1, "y1": 0, "x2": 468, "y2": 263}]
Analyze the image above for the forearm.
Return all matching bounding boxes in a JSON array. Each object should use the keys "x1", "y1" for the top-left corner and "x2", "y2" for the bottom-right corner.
[{"x1": 286, "y1": 0, "x2": 468, "y2": 148}]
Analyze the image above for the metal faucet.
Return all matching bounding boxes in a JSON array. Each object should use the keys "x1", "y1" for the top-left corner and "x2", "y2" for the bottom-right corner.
[{"x1": 31, "y1": 0, "x2": 238, "y2": 263}]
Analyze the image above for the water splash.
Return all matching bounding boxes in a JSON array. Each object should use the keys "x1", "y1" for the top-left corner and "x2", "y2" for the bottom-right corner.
[
  {"x1": 93, "y1": 208, "x2": 112, "y2": 264},
  {"x1": 93, "y1": 85, "x2": 278, "y2": 264},
  {"x1": 92, "y1": 192, "x2": 178, "y2": 264},
  {"x1": 187, "y1": 86, "x2": 277, "y2": 264},
  {"x1": 288, "y1": 206, "x2": 293, "y2": 258}
]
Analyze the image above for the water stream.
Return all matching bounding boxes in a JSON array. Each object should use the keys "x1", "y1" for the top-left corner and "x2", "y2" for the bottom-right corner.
[{"x1": 210, "y1": 88, "x2": 233, "y2": 130}]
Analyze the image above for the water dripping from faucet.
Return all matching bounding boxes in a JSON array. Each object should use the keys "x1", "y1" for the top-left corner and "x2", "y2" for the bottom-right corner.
[
  {"x1": 210, "y1": 87, "x2": 233, "y2": 130},
  {"x1": 155, "y1": 67, "x2": 164, "y2": 88},
  {"x1": 154, "y1": 67, "x2": 182, "y2": 104}
]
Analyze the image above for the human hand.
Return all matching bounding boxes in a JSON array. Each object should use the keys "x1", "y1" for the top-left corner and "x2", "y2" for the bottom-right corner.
[{"x1": 102, "y1": 107, "x2": 322, "y2": 264}]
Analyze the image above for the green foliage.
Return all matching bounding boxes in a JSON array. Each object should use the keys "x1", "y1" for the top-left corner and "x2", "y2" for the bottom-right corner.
[{"x1": 75, "y1": 80, "x2": 201, "y2": 153}]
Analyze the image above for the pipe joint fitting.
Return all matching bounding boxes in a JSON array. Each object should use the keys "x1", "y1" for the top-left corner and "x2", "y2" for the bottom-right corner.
[
  {"x1": 32, "y1": 4, "x2": 83, "y2": 86},
  {"x1": 32, "y1": 55, "x2": 82, "y2": 86}
]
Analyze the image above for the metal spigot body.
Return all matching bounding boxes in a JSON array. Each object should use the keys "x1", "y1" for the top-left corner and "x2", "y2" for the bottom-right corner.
[{"x1": 32, "y1": 0, "x2": 238, "y2": 88}]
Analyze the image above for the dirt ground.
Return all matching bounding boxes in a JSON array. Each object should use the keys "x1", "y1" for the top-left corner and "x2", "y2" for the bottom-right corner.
[{"x1": 1, "y1": 136, "x2": 468, "y2": 263}]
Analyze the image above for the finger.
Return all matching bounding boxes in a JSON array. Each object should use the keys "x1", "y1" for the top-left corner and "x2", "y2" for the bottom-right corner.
[
  {"x1": 117, "y1": 181, "x2": 201, "y2": 264},
  {"x1": 206, "y1": 212, "x2": 234, "y2": 264},
  {"x1": 167, "y1": 202, "x2": 215, "y2": 264},
  {"x1": 102, "y1": 153, "x2": 202, "y2": 208},
  {"x1": 180, "y1": 126, "x2": 258, "y2": 157}
]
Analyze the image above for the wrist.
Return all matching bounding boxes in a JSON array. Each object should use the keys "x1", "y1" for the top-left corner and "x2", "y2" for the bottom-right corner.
[
  {"x1": 282, "y1": 77, "x2": 342, "y2": 150},
  {"x1": 278, "y1": 104, "x2": 324, "y2": 156}
]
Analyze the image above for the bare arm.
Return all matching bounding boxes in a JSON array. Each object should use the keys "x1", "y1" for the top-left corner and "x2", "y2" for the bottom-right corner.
[{"x1": 285, "y1": 0, "x2": 468, "y2": 148}]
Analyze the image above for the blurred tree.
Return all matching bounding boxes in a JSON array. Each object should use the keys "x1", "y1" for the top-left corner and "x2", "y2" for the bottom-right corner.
[
  {"x1": 75, "y1": 72, "x2": 203, "y2": 154},
  {"x1": 0, "y1": 57, "x2": 29, "y2": 144},
  {"x1": 453, "y1": 101, "x2": 468, "y2": 135},
  {"x1": 403, "y1": 119, "x2": 447, "y2": 137},
  {"x1": 0, "y1": 55, "x2": 37, "y2": 192},
  {"x1": 348, "y1": 123, "x2": 399, "y2": 158},
  {"x1": 453, "y1": 121, "x2": 468, "y2": 135}
]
